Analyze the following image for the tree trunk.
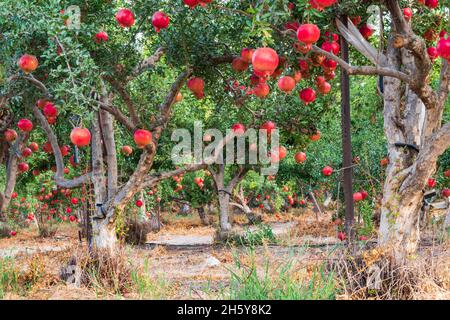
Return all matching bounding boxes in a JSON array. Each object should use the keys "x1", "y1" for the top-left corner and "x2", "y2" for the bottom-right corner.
[
  {"x1": 218, "y1": 192, "x2": 232, "y2": 232},
  {"x1": 377, "y1": 38, "x2": 449, "y2": 263},
  {"x1": 197, "y1": 206, "x2": 210, "y2": 225}
]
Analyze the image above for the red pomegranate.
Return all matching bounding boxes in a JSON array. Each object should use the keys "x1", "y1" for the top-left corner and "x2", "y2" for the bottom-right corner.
[
  {"x1": 437, "y1": 37, "x2": 450, "y2": 60},
  {"x1": 314, "y1": 0, "x2": 336, "y2": 9},
  {"x1": 29, "y1": 142, "x2": 39, "y2": 152},
  {"x1": 425, "y1": 0, "x2": 438, "y2": 9},
  {"x1": 297, "y1": 24, "x2": 320, "y2": 44},
  {"x1": 299, "y1": 88, "x2": 316, "y2": 104},
  {"x1": 18, "y1": 54, "x2": 38, "y2": 73},
  {"x1": 317, "y1": 81, "x2": 331, "y2": 94},
  {"x1": 423, "y1": 29, "x2": 436, "y2": 42},
  {"x1": 338, "y1": 232, "x2": 346, "y2": 241},
  {"x1": 134, "y1": 129, "x2": 152, "y2": 148},
  {"x1": 10, "y1": 231, "x2": 17, "y2": 237},
  {"x1": 152, "y1": 11, "x2": 169, "y2": 32},
  {"x1": 22, "y1": 148, "x2": 32, "y2": 158},
  {"x1": 232, "y1": 57, "x2": 249, "y2": 72},
  {"x1": 442, "y1": 189, "x2": 450, "y2": 197},
  {"x1": 293, "y1": 71, "x2": 302, "y2": 83},
  {"x1": 277, "y1": 76, "x2": 296, "y2": 93},
  {"x1": 17, "y1": 119, "x2": 33, "y2": 132},
  {"x1": 359, "y1": 24, "x2": 374, "y2": 39},
  {"x1": 322, "y1": 166, "x2": 333, "y2": 176},
  {"x1": 310, "y1": 131, "x2": 321, "y2": 141},
  {"x1": 322, "y1": 58, "x2": 337, "y2": 71},
  {"x1": 175, "y1": 92, "x2": 183, "y2": 102},
  {"x1": 260, "y1": 121, "x2": 276, "y2": 136},
  {"x1": 294, "y1": 42, "x2": 312, "y2": 54},
  {"x1": 36, "y1": 99, "x2": 47, "y2": 109},
  {"x1": 18, "y1": 162, "x2": 29, "y2": 173},
  {"x1": 428, "y1": 178, "x2": 436, "y2": 188},
  {"x1": 445, "y1": 169, "x2": 450, "y2": 177},
  {"x1": 183, "y1": 0, "x2": 199, "y2": 9},
  {"x1": 116, "y1": 8, "x2": 135, "y2": 28},
  {"x1": 295, "y1": 152, "x2": 306, "y2": 163},
  {"x1": 231, "y1": 123, "x2": 246, "y2": 135},
  {"x1": 70, "y1": 128, "x2": 91, "y2": 147},
  {"x1": 270, "y1": 146, "x2": 287, "y2": 163},
  {"x1": 135, "y1": 199, "x2": 143, "y2": 207},
  {"x1": 241, "y1": 48, "x2": 254, "y2": 63},
  {"x1": 252, "y1": 47, "x2": 279, "y2": 77},
  {"x1": 252, "y1": 83, "x2": 270, "y2": 98},
  {"x1": 43, "y1": 102, "x2": 58, "y2": 117},
  {"x1": 42, "y1": 142, "x2": 53, "y2": 154},
  {"x1": 121, "y1": 145, "x2": 133, "y2": 156},
  {"x1": 71, "y1": 198, "x2": 79, "y2": 205},
  {"x1": 321, "y1": 41, "x2": 340, "y2": 55},
  {"x1": 350, "y1": 16, "x2": 362, "y2": 26},
  {"x1": 95, "y1": 31, "x2": 108, "y2": 43},
  {"x1": 187, "y1": 77, "x2": 205, "y2": 98},
  {"x1": 353, "y1": 192, "x2": 363, "y2": 202},
  {"x1": 427, "y1": 47, "x2": 439, "y2": 60},
  {"x1": 403, "y1": 8, "x2": 413, "y2": 20},
  {"x1": 4, "y1": 129, "x2": 18, "y2": 142},
  {"x1": 60, "y1": 145, "x2": 70, "y2": 156}
]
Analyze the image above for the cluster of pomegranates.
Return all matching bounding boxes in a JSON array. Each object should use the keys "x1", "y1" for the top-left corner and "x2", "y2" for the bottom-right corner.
[
  {"x1": 193, "y1": 177, "x2": 205, "y2": 189},
  {"x1": 183, "y1": 0, "x2": 213, "y2": 9},
  {"x1": 353, "y1": 190, "x2": 369, "y2": 202}
]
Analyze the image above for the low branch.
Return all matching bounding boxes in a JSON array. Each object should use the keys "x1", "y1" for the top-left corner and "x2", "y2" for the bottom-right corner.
[
  {"x1": 103, "y1": 76, "x2": 140, "y2": 126},
  {"x1": 143, "y1": 163, "x2": 207, "y2": 188},
  {"x1": 127, "y1": 47, "x2": 165, "y2": 81},
  {"x1": 32, "y1": 105, "x2": 91, "y2": 188},
  {"x1": 97, "y1": 100, "x2": 136, "y2": 132}
]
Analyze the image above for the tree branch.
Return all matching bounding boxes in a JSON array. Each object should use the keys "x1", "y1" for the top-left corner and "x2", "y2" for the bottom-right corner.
[
  {"x1": 32, "y1": 105, "x2": 91, "y2": 188},
  {"x1": 103, "y1": 76, "x2": 140, "y2": 126},
  {"x1": 127, "y1": 47, "x2": 165, "y2": 81}
]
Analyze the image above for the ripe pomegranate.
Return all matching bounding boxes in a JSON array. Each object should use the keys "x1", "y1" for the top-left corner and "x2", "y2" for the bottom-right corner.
[
  {"x1": 322, "y1": 166, "x2": 333, "y2": 176},
  {"x1": 428, "y1": 178, "x2": 436, "y2": 188},
  {"x1": 17, "y1": 119, "x2": 33, "y2": 132},
  {"x1": 231, "y1": 123, "x2": 246, "y2": 135},
  {"x1": 252, "y1": 82, "x2": 270, "y2": 98},
  {"x1": 359, "y1": 235, "x2": 368, "y2": 241},
  {"x1": 70, "y1": 128, "x2": 91, "y2": 147},
  {"x1": 437, "y1": 37, "x2": 450, "y2": 60},
  {"x1": 299, "y1": 88, "x2": 316, "y2": 104},
  {"x1": 232, "y1": 57, "x2": 249, "y2": 72},
  {"x1": 121, "y1": 145, "x2": 133, "y2": 156},
  {"x1": 322, "y1": 58, "x2": 337, "y2": 71},
  {"x1": 95, "y1": 31, "x2": 108, "y2": 43},
  {"x1": 10, "y1": 231, "x2": 17, "y2": 237},
  {"x1": 353, "y1": 192, "x2": 363, "y2": 202},
  {"x1": 321, "y1": 41, "x2": 340, "y2": 55},
  {"x1": 60, "y1": 145, "x2": 70, "y2": 157},
  {"x1": 43, "y1": 102, "x2": 58, "y2": 117},
  {"x1": 18, "y1": 54, "x2": 38, "y2": 73},
  {"x1": 187, "y1": 77, "x2": 205, "y2": 99},
  {"x1": 116, "y1": 8, "x2": 135, "y2": 27},
  {"x1": 403, "y1": 8, "x2": 413, "y2": 20},
  {"x1": 29, "y1": 142, "x2": 39, "y2": 152},
  {"x1": 444, "y1": 169, "x2": 450, "y2": 177},
  {"x1": 442, "y1": 189, "x2": 450, "y2": 197},
  {"x1": 42, "y1": 142, "x2": 53, "y2": 154},
  {"x1": 175, "y1": 92, "x2": 183, "y2": 102},
  {"x1": 427, "y1": 47, "x2": 439, "y2": 60},
  {"x1": 18, "y1": 162, "x2": 29, "y2": 173},
  {"x1": 183, "y1": 0, "x2": 199, "y2": 9},
  {"x1": 252, "y1": 47, "x2": 279, "y2": 77},
  {"x1": 314, "y1": 0, "x2": 336, "y2": 9},
  {"x1": 69, "y1": 215, "x2": 76, "y2": 222},
  {"x1": 22, "y1": 148, "x2": 32, "y2": 158},
  {"x1": 135, "y1": 199, "x2": 144, "y2": 208},
  {"x1": 152, "y1": 11, "x2": 169, "y2": 32},
  {"x1": 423, "y1": 29, "x2": 436, "y2": 41},
  {"x1": 4, "y1": 129, "x2": 17, "y2": 142},
  {"x1": 295, "y1": 152, "x2": 306, "y2": 163},
  {"x1": 11, "y1": 192, "x2": 18, "y2": 199},
  {"x1": 71, "y1": 198, "x2": 78, "y2": 205},
  {"x1": 240, "y1": 48, "x2": 254, "y2": 63},
  {"x1": 64, "y1": 167, "x2": 70, "y2": 174},
  {"x1": 134, "y1": 129, "x2": 152, "y2": 148},
  {"x1": 380, "y1": 157, "x2": 389, "y2": 166},
  {"x1": 310, "y1": 131, "x2": 321, "y2": 141},
  {"x1": 425, "y1": 0, "x2": 438, "y2": 9},
  {"x1": 277, "y1": 76, "x2": 296, "y2": 93},
  {"x1": 317, "y1": 81, "x2": 331, "y2": 94},
  {"x1": 293, "y1": 71, "x2": 302, "y2": 83},
  {"x1": 360, "y1": 190, "x2": 369, "y2": 200},
  {"x1": 359, "y1": 24, "x2": 374, "y2": 39},
  {"x1": 270, "y1": 146, "x2": 287, "y2": 162},
  {"x1": 350, "y1": 16, "x2": 362, "y2": 26},
  {"x1": 36, "y1": 99, "x2": 47, "y2": 109},
  {"x1": 338, "y1": 231, "x2": 346, "y2": 241},
  {"x1": 260, "y1": 121, "x2": 276, "y2": 136},
  {"x1": 297, "y1": 24, "x2": 320, "y2": 44}
]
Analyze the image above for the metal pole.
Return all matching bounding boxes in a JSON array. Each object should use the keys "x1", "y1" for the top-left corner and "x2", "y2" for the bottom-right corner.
[{"x1": 339, "y1": 15, "x2": 355, "y2": 239}]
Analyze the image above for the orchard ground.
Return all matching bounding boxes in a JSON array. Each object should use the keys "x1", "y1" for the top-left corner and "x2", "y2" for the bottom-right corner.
[{"x1": 0, "y1": 207, "x2": 448, "y2": 300}]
